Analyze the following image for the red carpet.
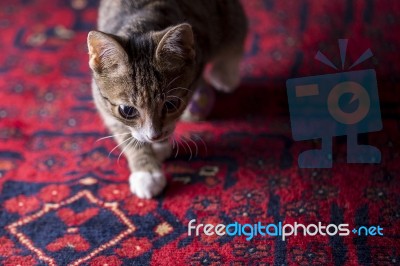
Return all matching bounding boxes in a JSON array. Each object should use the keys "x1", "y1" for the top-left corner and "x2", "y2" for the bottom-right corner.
[{"x1": 0, "y1": 0, "x2": 399, "y2": 265}]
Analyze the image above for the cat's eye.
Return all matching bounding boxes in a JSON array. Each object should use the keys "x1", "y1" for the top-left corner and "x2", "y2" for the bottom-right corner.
[
  {"x1": 164, "y1": 98, "x2": 181, "y2": 113},
  {"x1": 118, "y1": 105, "x2": 138, "y2": 119}
]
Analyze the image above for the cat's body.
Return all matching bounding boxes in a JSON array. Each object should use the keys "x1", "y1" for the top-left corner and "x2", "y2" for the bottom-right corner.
[{"x1": 88, "y1": 0, "x2": 247, "y2": 198}]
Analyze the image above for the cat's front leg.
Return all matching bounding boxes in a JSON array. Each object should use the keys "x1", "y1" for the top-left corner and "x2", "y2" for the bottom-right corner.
[
  {"x1": 113, "y1": 132, "x2": 167, "y2": 198},
  {"x1": 108, "y1": 125, "x2": 173, "y2": 198},
  {"x1": 126, "y1": 143, "x2": 167, "y2": 199},
  {"x1": 129, "y1": 141, "x2": 172, "y2": 198}
]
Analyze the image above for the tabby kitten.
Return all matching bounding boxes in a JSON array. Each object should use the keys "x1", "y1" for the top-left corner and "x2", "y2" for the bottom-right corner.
[{"x1": 88, "y1": 0, "x2": 247, "y2": 198}]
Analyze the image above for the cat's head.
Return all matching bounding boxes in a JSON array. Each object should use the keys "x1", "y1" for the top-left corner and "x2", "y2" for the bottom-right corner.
[{"x1": 87, "y1": 23, "x2": 196, "y2": 143}]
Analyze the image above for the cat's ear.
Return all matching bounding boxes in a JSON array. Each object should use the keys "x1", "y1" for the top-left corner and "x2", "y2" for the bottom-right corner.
[
  {"x1": 87, "y1": 31, "x2": 129, "y2": 76},
  {"x1": 154, "y1": 23, "x2": 195, "y2": 71}
]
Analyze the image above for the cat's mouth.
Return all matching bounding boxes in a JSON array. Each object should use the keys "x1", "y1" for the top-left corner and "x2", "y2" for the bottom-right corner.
[
  {"x1": 146, "y1": 134, "x2": 170, "y2": 143},
  {"x1": 131, "y1": 127, "x2": 174, "y2": 144}
]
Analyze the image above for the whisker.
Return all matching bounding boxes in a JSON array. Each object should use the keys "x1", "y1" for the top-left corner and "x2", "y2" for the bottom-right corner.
[
  {"x1": 174, "y1": 137, "x2": 180, "y2": 158},
  {"x1": 135, "y1": 140, "x2": 143, "y2": 151},
  {"x1": 96, "y1": 132, "x2": 131, "y2": 142},
  {"x1": 132, "y1": 142, "x2": 138, "y2": 153},
  {"x1": 166, "y1": 74, "x2": 183, "y2": 89},
  {"x1": 185, "y1": 136, "x2": 198, "y2": 158},
  {"x1": 180, "y1": 136, "x2": 193, "y2": 160},
  {"x1": 117, "y1": 138, "x2": 135, "y2": 166},
  {"x1": 178, "y1": 137, "x2": 188, "y2": 153},
  {"x1": 193, "y1": 134, "x2": 208, "y2": 155},
  {"x1": 140, "y1": 141, "x2": 145, "y2": 149},
  {"x1": 167, "y1": 95, "x2": 187, "y2": 106},
  {"x1": 164, "y1": 104, "x2": 169, "y2": 112},
  {"x1": 167, "y1": 87, "x2": 191, "y2": 95},
  {"x1": 108, "y1": 137, "x2": 133, "y2": 157},
  {"x1": 165, "y1": 100, "x2": 179, "y2": 111},
  {"x1": 133, "y1": 139, "x2": 142, "y2": 151}
]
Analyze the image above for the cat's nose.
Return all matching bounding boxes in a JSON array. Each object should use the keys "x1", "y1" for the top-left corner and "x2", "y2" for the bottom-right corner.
[{"x1": 147, "y1": 132, "x2": 163, "y2": 142}]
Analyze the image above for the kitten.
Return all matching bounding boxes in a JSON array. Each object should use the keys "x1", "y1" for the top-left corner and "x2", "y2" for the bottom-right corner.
[{"x1": 87, "y1": 0, "x2": 247, "y2": 198}]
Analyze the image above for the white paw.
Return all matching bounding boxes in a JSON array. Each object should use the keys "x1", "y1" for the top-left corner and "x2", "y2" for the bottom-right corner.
[
  {"x1": 181, "y1": 108, "x2": 202, "y2": 121},
  {"x1": 208, "y1": 75, "x2": 238, "y2": 93},
  {"x1": 129, "y1": 170, "x2": 166, "y2": 199},
  {"x1": 206, "y1": 65, "x2": 240, "y2": 93}
]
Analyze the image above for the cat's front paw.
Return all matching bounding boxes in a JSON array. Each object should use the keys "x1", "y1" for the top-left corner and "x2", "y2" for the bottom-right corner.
[{"x1": 129, "y1": 170, "x2": 166, "y2": 199}]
